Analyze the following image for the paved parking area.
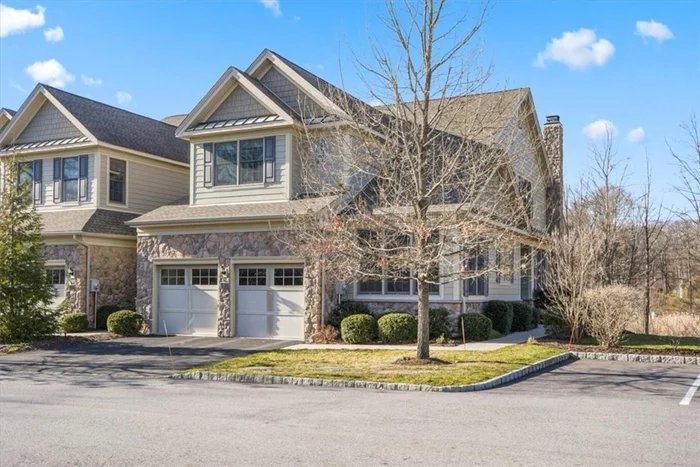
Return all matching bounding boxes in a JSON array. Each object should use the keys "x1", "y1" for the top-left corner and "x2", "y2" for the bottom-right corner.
[{"x1": 0, "y1": 336, "x2": 297, "y2": 377}]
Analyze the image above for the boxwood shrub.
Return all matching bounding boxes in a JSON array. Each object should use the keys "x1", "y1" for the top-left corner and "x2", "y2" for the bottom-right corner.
[
  {"x1": 511, "y1": 302, "x2": 535, "y2": 332},
  {"x1": 484, "y1": 300, "x2": 514, "y2": 335},
  {"x1": 457, "y1": 313, "x2": 493, "y2": 342},
  {"x1": 340, "y1": 314, "x2": 376, "y2": 344},
  {"x1": 96, "y1": 305, "x2": 122, "y2": 330},
  {"x1": 428, "y1": 307, "x2": 451, "y2": 340},
  {"x1": 107, "y1": 310, "x2": 144, "y2": 336},
  {"x1": 377, "y1": 313, "x2": 417, "y2": 343},
  {"x1": 328, "y1": 301, "x2": 371, "y2": 329},
  {"x1": 59, "y1": 312, "x2": 88, "y2": 333}
]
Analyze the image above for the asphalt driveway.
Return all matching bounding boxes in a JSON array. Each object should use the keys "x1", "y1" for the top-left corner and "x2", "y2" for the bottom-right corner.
[{"x1": 0, "y1": 336, "x2": 297, "y2": 377}]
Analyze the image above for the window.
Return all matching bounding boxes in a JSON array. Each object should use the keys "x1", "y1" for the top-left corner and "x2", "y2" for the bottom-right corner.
[
  {"x1": 62, "y1": 156, "x2": 79, "y2": 202},
  {"x1": 161, "y1": 268, "x2": 185, "y2": 286},
  {"x1": 238, "y1": 268, "x2": 267, "y2": 286},
  {"x1": 274, "y1": 268, "x2": 304, "y2": 286},
  {"x1": 215, "y1": 142, "x2": 238, "y2": 185},
  {"x1": 46, "y1": 269, "x2": 65, "y2": 285},
  {"x1": 17, "y1": 161, "x2": 34, "y2": 188},
  {"x1": 192, "y1": 268, "x2": 218, "y2": 286},
  {"x1": 109, "y1": 158, "x2": 126, "y2": 204},
  {"x1": 239, "y1": 139, "x2": 264, "y2": 184},
  {"x1": 464, "y1": 247, "x2": 488, "y2": 296}
]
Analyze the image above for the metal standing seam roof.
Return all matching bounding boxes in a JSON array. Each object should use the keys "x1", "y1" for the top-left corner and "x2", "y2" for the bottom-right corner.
[
  {"x1": 187, "y1": 114, "x2": 283, "y2": 132},
  {"x1": 1, "y1": 136, "x2": 91, "y2": 153}
]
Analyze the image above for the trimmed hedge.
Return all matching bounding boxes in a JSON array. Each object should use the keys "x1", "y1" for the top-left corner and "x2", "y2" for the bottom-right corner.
[
  {"x1": 377, "y1": 313, "x2": 417, "y2": 343},
  {"x1": 511, "y1": 302, "x2": 535, "y2": 332},
  {"x1": 457, "y1": 313, "x2": 493, "y2": 342},
  {"x1": 429, "y1": 308, "x2": 451, "y2": 340},
  {"x1": 96, "y1": 305, "x2": 122, "y2": 330},
  {"x1": 107, "y1": 310, "x2": 143, "y2": 336},
  {"x1": 59, "y1": 312, "x2": 88, "y2": 333},
  {"x1": 328, "y1": 301, "x2": 371, "y2": 329},
  {"x1": 340, "y1": 314, "x2": 376, "y2": 344},
  {"x1": 484, "y1": 301, "x2": 513, "y2": 334},
  {"x1": 532, "y1": 308, "x2": 542, "y2": 328}
]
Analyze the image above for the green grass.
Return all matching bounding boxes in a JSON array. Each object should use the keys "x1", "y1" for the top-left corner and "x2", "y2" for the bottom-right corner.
[
  {"x1": 581, "y1": 333, "x2": 700, "y2": 352},
  {"x1": 184, "y1": 345, "x2": 563, "y2": 386}
]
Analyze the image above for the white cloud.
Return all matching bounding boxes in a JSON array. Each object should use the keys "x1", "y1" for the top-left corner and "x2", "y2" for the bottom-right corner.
[
  {"x1": 0, "y1": 4, "x2": 45, "y2": 38},
  {"x1": 81, "y1": 74, "x2": 102, "y2": 86},
  {"x1": 43, "y1": 25, "x2": 64, "y2": 42},
  {"x1": 636, "y1": 20, "x2": 674, "y2": 42},
  {"x1": 626, "y1": 127, "x2": 646, "y2": 143},
  {"x1": 116, "y1": 91, "x2": 132, "y2": 105},
  {"x1": 534, "y1": 28, "x2": 615, "y2": 70},
  {"x1": 258, "y1": 0, "x2": 282, "y2": 17},
  {"x1": 583, "y1": 119, "x2": 618, "y2": 139},
  {"x1": 25, "y1": 59, "x2": 75, "y2": 88}
]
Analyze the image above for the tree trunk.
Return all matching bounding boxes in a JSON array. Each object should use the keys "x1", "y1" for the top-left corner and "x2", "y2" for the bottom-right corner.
[{"x1": 416, "y1": 278, "x2": 430, "y2": 360}]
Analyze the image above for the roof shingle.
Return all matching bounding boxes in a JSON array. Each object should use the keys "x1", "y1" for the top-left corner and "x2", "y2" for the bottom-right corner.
[{"x1": 41, "y1": 209, "x2": 137, "y2": 236}]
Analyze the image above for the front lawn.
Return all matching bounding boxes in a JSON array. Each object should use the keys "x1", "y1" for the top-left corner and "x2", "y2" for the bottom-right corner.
[
  {"x1": 184, "y1": 345, "x2": 563, "y2": 386},
  {"x1": 545, "y1": 332, "x2": 700, "y2": 356}
]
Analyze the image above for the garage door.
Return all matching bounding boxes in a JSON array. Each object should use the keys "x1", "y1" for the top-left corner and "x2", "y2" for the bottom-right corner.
[
  {"x1": 157, "y1": 266, "x2": 218, "y2": 336},
  {"x1": 236, "y1": 265, "x2": 304, "y2": 339},
  {"x1": 46, "y1": 268, "x2": 66, "y2": 309}
]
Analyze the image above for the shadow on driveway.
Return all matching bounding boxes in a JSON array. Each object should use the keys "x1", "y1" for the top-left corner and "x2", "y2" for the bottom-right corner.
[{"x1": 0, "y1": 335, "x2": 297, "y2": 379}]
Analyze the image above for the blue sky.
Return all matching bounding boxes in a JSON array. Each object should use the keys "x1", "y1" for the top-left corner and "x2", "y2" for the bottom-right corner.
[{"x1": 1, "y1": 0, "x2": 698, "y2": 208}]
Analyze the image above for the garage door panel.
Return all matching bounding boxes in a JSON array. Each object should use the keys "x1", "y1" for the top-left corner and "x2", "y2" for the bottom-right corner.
[
  {"x1": 190, "y1": 311, "x2": 218, "y2": 335},
  {"x1": 159, "y1": 289, "x2": 189, "y2": 310},
  {"x1": 157, "y1": 267, "x2": 218, "y2": 336},
  {"x1": 161, "y1": 311, "x2": 188, "y2": 335},
  {"x1": 190, "y1": 288, "x2": 218, "y2": 310},
  {"x1": 274, "y1": 290, "x2": 304, "y2": 314}
]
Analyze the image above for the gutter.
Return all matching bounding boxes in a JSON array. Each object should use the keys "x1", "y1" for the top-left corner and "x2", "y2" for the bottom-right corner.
[{"x1": 72, "y1": 234, "x2": 92, "y2": 326}]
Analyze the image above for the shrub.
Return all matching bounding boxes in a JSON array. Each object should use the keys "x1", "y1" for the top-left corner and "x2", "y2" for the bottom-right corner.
[
  {"x1": 532, "y1": 308, "x2": 542, "y2": 328},
  {"x1": 96, "y1": 305, "x2": 122, "y2": 330},
  {"x1": 429, "y1": 308, "x2": 451, "y2": 340},
  {"x1": 107, "y1": 310, "x2": 144, "y2": 336},
  {"x1": 511, "y1": 302, "x2": 535, "y2": 332},
  {"x1": 542, "y1": 307, "x2": 573, "y2": 340},
  {"x1": 457, "y1": 313, "x2": 493, "y2": 342},
  {"x1": 340, "y1": 314, "x2": 376, "y2": 344},
  {"x1": 312, "y1": 325, "x2": 340, "y2": 344},
  {"x1": 60, "y1": 313, "x2": 88, "y2": 333},
  {"x1": 583, "y1": 285, "x2": 643, "y2": 348},
  {"x1": 57, "y1": 299, "x2": 71, "y2": 315},
  {"x1": 489, "y1": 329, "x2": 503, "y2": 339},
  {"x1": 533, "y1": 288, "x2": 552, "y2": 311},
  {"x1": 377, "y1": 313, "x2": 417, "y2": 343},
  {"x1": 484, "y1": 301, "x2": 513, "y2": 334},
  {"x1": 328, "y1": 301, "x2": 371, "y2": 329}
]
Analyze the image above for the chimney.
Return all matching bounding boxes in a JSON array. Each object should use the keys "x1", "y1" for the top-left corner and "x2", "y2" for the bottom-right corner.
[{"x1": 543, "y1": 115, "x2": 563, "y2": 232}]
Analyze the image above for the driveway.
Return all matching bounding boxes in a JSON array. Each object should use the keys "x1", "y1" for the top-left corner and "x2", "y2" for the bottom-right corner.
[{"x1": 0, "y1": 336, "x2": 297, "y2": 377}]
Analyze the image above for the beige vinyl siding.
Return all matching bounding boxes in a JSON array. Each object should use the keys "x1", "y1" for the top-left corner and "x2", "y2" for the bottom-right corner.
[
  {"x1": 207, "y1": 86, "x2": 270, "y2": 122},
  {"x1": 259, "y1": 66, "x2": 326, "y2": 117},
  {"x1": 480, "y1": 247, "x2": 522, "y2": 302},
  {"x1": 192, "y1": 133, "x2": 288, "y2": 205},
  {"x1": 99, "y1": 150, "x2": 189, "y2": 213},
  {"x1": 16, "y1": 101, "x2": 83, "y2": 144}
]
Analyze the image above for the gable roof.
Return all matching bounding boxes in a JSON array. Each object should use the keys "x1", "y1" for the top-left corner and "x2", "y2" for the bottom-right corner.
[
  {"x1": 1, "y1": 108, "x2": 16, "y2": 118},
  {"x1": 161, "y1": 114, "x2": 187, "y2": 126},
  {"x1": 41, "y1": 209, "x2": 137, "y2": 236},
  {"x1": 40, "y1": 85, "x2": 188, "y2": 163}
]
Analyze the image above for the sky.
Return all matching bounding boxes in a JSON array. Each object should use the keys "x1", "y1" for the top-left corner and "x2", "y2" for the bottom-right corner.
[{"x1": 0, "y1": 0, "x2": 698, "y2": 209}]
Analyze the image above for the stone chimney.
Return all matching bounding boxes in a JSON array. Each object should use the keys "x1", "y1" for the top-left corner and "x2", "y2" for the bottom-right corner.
[{"x1": 543, "y1": 115, "x2": 563, "y2": 232}]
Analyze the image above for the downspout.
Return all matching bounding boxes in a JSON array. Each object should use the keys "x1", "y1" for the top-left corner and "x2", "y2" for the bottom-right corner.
[{"x1": 72, "y1": 235, "x2": 91, "y2": 326}]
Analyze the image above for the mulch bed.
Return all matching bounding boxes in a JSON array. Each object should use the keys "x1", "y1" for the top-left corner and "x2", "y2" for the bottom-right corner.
[
  {"x1": 540, "y1": 338, "x2": 700, "y2": 357},
  {"x1": 0, "y1": 333, "x2": 120, "y2": 355}
]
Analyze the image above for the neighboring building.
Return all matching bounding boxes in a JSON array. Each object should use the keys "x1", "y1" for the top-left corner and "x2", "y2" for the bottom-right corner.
[
  {"x1": 0, "y1": 85, "x2": 189, "y2": 324},
  {"x1": 128, "y1": 49, "x2": 564, "y2": 341},
  {"x1": 0, "y1": 108, "x2": 15, "y2": 133}
]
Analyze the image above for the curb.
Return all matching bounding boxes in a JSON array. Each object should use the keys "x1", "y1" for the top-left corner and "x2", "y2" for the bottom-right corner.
[
  {"x1": 570, "y1": 351, "x2": 699, "y2": 366},
  {"x1": 170, "y1": 352, "x2": 573, "y2": 392}
]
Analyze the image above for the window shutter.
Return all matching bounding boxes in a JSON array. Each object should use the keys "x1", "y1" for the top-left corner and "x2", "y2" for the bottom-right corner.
[
  {"x1": 264, "y1": 136, "x2": 276, "y2": 183},
  {"x1": 203, "y1": 143, "x2": 213, "y2": 187},
  {"x1": 33, "y1": 160, "x2": 43, "y2": 204},
  {"x1": 53, "y1": 158, "x2": 62, "y2": 203},
  {"x1": 79, "y1": 155, "x2": 89, "y2": 201}
]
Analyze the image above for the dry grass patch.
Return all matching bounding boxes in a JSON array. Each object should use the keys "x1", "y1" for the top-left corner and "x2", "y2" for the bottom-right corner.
[{"x1": 185, "y1": 345, "x2": 563, "y2": 387}]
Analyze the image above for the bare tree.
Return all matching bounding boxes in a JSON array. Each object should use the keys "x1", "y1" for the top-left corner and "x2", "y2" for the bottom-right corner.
[
  {"x1": 288, "y1": 0, "x2": 543, "y2": 359},
  {"x1": 583, "y1": 285, "x2": 643, "y2": 348},
  {"x1": 671, "y1": 116, "x2": 700, "y2": 227}
]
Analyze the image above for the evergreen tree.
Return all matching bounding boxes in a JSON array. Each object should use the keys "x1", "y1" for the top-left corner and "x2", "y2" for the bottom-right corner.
[{"x1": 0, "y1": 155, "x2": 58, "y2": 342}]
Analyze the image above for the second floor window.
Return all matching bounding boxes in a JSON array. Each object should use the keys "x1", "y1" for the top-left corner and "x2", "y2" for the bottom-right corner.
[
  {"x1": 62, "y1": 156, "x2": 80, "y2": 202},
  {"x1": 109, "y1": 158, "x2": 126, "y2": 204},
  {"x1": 17, "y1": 161, "x2": 34, "y2": 188},
  {"x1": 210, "y1": 136, "x2": 275, "y2": 187}
]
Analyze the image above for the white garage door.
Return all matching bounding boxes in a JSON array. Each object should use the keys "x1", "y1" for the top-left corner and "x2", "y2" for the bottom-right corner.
[
  {"x1": 46, "y1": 268, "x2": 66, "y2": 309},
  {"x1": 236, "y1": 265, "x2": 304, "y2": 339},
  {"x1": 157, "y1": 266, "x2": 218, "y2": 336}
]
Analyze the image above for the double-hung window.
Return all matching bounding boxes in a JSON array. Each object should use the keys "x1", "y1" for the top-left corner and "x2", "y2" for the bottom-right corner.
[
  {"x1": 464, "y1": 246, "x2": 488, "y2": 296},
  {"x1": 109, "y1": 158, "x2": 126, "y2": 204},
  {"x1": 213, "y1": 137, "x2": 273, "y2": 186},
  {"x1": 62, "y1": 156, "x2": 80, "y2": 202},
  {"x1": 17, "y1": 161, "x2": 34, "y2": 188},
  {"x1": 239, "y1": 139, "x2": 264, "y2": 184}
]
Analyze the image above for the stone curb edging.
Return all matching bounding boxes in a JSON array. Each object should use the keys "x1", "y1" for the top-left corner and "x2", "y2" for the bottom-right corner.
[
  {"x1": 570, "y1": 351, "x2": 699, "y2": 366},
  {"x1": 169, "y1": 352, "x2": 573, "y2": 392}
]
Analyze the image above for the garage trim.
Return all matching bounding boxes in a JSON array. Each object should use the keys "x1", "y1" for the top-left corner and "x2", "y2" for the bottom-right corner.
[
  {"x1": 151, "y1": 257, "x2": 218, "y2": 335},
  {"x1": 230, "y1": 256, "x2": 305, "y2": 339}
]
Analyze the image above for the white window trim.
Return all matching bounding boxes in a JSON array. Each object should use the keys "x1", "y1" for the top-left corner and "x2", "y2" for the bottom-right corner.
[
  {"x1": 462, "y1": 247, "x2": 489, "y2": 299},
  {"x1": 213, "y1": 137, "x2": 267, "y2": 187},
  {"x1": 106, "y1": 156, "x2": 128, "y2": 207}
]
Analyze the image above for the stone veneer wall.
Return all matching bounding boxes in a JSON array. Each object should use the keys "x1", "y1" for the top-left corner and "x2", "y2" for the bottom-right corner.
[
  {"x1": 42, "y1": 244, "x2": 87, "y2": 315},
  {"x1": 90, "y1": 245, "x2": 137, "y2": 313},
  {"x1": 136, "y1": 232, "x2": 322, "y2": 340}
]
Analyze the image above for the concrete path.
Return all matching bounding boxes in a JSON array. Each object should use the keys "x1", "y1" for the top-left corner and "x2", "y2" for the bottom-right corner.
[{"x1": 288, "y1": 325, "x2": 547, "y2": 351}]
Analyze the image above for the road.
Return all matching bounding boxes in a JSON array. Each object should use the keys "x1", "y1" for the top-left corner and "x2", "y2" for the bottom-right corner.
[{"x1": 1, "y1": 358, "x2": 698, "y2": 466}]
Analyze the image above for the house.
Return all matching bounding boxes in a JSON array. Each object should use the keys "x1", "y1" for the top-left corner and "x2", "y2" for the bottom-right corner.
[
  {"x1": 0, "y1": 108, "x2": 16, "y2": 132},
  {"x1": 0, "y1": 85, "x2": 190, "y2": 324},
  {"x1": 128, "y1": 49, "x2": 564, "y2": 341}
]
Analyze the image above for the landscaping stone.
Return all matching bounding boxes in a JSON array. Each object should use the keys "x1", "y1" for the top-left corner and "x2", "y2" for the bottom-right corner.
[{"x1": 571, "y1": 351, "x2": 698, "y2": 366}]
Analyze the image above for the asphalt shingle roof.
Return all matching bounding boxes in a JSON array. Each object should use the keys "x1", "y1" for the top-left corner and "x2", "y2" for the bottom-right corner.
[
  {"x1": 41, "y1": 209, "x2": 137, "y2": 236},
  {"x1": 1, "y1": 108, "x2": 16, "y2": 117},
  {"x1": 42, "y1": 85, "x2": 189, "y2": 164}
]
